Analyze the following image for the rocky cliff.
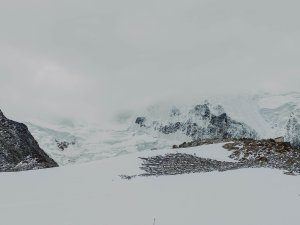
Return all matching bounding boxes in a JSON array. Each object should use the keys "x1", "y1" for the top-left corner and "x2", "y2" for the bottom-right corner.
[{"x1": 0, "y1": 110, "x2": 58, "y2": 172}]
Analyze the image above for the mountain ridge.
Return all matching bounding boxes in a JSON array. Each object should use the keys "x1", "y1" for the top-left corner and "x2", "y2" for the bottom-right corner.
[{"x1": 20, "y1": 92, "x2": 300, "y2": 165}]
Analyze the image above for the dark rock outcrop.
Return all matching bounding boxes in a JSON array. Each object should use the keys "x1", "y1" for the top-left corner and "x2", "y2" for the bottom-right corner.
[
  {"x1": 135, "y1": 117, "x2": 146, "y2": 127},
  {"x1": 55, "y1": 139, "x2": 75, "y2": 151},
  {"x1": 0, "y1": 110, "x2": 58, "y2": 172}
]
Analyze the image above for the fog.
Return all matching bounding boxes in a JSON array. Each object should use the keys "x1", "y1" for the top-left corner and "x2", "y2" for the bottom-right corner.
[{"x1": 0, "y1": 0, "x2": 299, "y2": 123}]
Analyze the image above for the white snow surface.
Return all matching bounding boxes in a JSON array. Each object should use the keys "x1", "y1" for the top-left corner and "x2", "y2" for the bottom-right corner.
[
  {"x1": 174, "y1": 143, "x2": 236, "y2": 162},
  {"x1": 0, "y1": 144, "x2": 299, "y2": 225}
]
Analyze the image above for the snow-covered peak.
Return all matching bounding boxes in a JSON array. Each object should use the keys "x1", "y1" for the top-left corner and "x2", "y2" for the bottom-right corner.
[{"x1": 135, "y1": 102, "x2": 258, "y2": 140}]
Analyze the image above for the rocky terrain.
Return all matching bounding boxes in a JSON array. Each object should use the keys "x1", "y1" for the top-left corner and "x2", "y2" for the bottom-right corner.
[
  {"x1": 138, "y1": 153, "x2": 245, "y2": 176},
  {"x1": 122, "y1": 138, "x2": 300, "y2": 178},
  {"x1": 136, "y1": 103, "x2": 258, "y2": 141},
  {"x1": 0, "y1": 110, "x2": 58, "y2": 172},
  {"x1": 223, "y1": 139, "x2": 300, "y2": 172}
]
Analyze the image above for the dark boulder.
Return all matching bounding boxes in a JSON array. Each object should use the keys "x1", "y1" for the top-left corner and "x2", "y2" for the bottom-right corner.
[
  {"x1": 135, "y1": 117, "x2": 146, "y2": 127},
  {"x1": 159, "y1": 122, "x2": 182, "y2": 134}
]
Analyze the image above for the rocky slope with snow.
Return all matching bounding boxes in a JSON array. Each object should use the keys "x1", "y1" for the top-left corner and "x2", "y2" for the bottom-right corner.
[
  {"x1": 135, "y1": 102, "x2": 258, "y2": 140},
  {"x1": 0, "y1": 110, "x2": 58, "y2": 171}
]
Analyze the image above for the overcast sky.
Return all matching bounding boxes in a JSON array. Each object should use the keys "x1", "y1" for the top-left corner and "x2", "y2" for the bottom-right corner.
[{"x1": 0, "y1": 0, "x2": 299, "y2": 123}]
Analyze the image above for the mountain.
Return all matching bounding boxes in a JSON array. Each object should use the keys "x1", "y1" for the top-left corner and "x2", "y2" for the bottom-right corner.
[
  {"x1": 0, "y1": 110, "x2": 58, "y2": 171},
  {"x1": 22, "y1": 92, "x2": 300, "y2": 166},
  {"x1": 135, "y1": 102, "x2": 258, "y2": 140}
]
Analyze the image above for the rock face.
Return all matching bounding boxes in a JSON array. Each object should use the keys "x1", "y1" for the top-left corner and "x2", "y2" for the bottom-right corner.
[
  {"x1": 135, "y1": 117, "x2": 146, "y2": 127},
  {"x1": 285, "y1": 113, "x2": 300, "y2": 147},
  {"x1": 135, "y1": 103, "x2": 258, "y2": 140},
  {"x1": 0, "y1": 110, "x2": 58, "y2": 172}
]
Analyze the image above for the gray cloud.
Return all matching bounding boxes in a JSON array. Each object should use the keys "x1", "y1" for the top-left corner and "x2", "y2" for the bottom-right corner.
[{"x1": 0, "y1": 0, "x2": 299, "y2": 123}]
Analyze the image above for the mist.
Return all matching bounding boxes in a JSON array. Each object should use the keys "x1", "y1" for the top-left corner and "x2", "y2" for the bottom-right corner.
[{"x1": 0, "y1": 0, "x2": 299, "y2": 123}]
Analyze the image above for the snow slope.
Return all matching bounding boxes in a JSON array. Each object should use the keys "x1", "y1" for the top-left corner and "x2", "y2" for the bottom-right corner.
[
  {"x1": 255, "y1": 92, "x2": 300, "y2": 137},
  {"x1": 0, "y1": 144, "x2": 299, "y2": 225}
]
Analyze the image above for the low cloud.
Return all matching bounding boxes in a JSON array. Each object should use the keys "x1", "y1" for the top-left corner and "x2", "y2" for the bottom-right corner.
[{"x1": 0, "y1": 0, "x2": 299, "y2": 123}]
